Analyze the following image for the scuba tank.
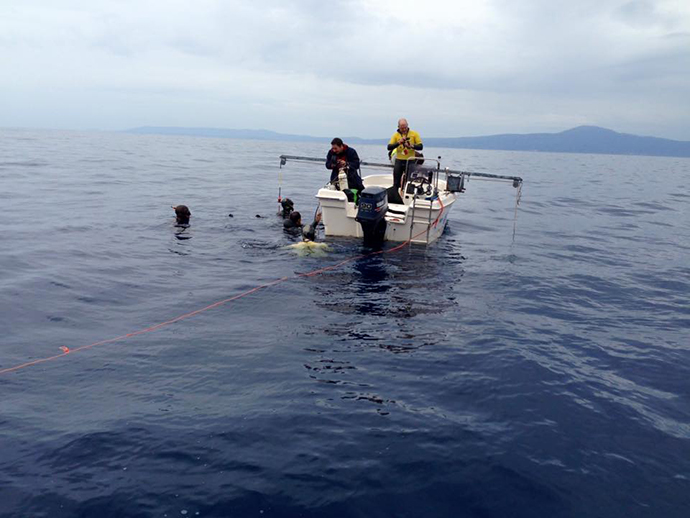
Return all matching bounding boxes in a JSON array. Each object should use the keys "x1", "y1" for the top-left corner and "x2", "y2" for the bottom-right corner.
[{"x1": 337, "y1": 167, "x2": 349, "y2": 191}]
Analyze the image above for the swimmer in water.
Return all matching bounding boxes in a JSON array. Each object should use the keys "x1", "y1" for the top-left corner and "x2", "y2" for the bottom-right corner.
[
  {"x1": 283, "y1": 211, "x2": 302, "y2": 231},
  {"x1": 172, "y1": 205, "x2": 191, "y2": 226},
  {"x1": 279, "y1": 198, "x2": 295, "y2": 219},
  {"x1": 280, "y1": 198, "x2": 323, "y2": 244},
  {"x1": 302, "y1": 211, "x2": 322, "y2": 241},
  {"x1": 282, "y1": 209, "x2": 323, "y2": 241},
  {"x1": 172, "y1": 204, "x2": 192, "y2": 240},
  {"x1": 284, "y1": 210, "x2": 328, "y2": 255}
]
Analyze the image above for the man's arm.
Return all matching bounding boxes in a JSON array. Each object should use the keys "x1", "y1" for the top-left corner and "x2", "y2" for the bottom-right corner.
[
  {"x1": 412, "y1": 131, "x2": 423, "y2": 150},
  {"x1": 325, "y1": 150, "x2": 335, "y2": 170},
  {"x1": 348, "y1": 148, "x2": 361, "y2": 171},
  {"x1": 387, "y1": 133, "x2": 401, "y2": 151},
  {"x1": 326, "y1": 150, "x2": 340, "y2": 182}
]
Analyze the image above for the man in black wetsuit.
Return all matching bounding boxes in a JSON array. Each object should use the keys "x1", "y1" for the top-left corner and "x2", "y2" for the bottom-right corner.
[
  {"x1": 325, "y1": 138, "x2": 364, "y2": 192},
  {"x1": 283, "y1": 210, "x2": 322, "y2": 241},
  {"x1": 279, "y1": 198, "x2": 295, "y2": 219},
  {"x1": 283, "y1": 211, "x2": 302, "y2": 230}
]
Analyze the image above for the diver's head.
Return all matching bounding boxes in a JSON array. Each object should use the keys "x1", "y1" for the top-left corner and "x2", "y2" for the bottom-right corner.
[
  {"x1": 172, "y1": 205, "x2": 191, "y2": 225},
  {"x1": 280, "y1": 198, "x2": 294, "y2": 218},
  {"x1": 290, "y1": 211, "x2": 302, "y2": 226}
]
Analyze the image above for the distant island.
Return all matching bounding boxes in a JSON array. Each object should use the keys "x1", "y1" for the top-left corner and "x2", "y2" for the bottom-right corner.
[{"x1": 127, "y1": 125, "x2": 690, "y2": 158}]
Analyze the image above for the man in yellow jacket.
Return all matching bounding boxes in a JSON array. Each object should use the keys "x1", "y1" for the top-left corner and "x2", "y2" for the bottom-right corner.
[{"x1": 387, "y1": 118, "x2": 423, "y2": 202}]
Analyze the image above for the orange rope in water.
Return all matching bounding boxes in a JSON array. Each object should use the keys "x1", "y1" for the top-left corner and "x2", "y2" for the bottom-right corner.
[{"x1": 1, "y1": 202, "x2": 444, "y2": 376}]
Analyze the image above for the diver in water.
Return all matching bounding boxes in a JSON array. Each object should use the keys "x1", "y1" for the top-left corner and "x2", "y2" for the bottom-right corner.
[
  {"x1": 282, "y1": 205, "x2": 323, "y2": 242},
  {"x1": 278, "y1": 200, "x2": 328, "y2": 254},
  {"x1": 283, "y1": 210, "x2": 327, "y2": 255},
  {"x1": 279, "y1": 198, "x2": 295, "y2": 219},
  {"x1": 302, "y1": 211, "x2": 321, "y2": 241},
  {"x1": 172, "y1": 205, "x2": 191, "y2": 226},
  {"x1": 171, "y1": 204, "x2": 192, "y2": 240},
  {"x1": 283, "y1": 211, "x2": 302, "y2": 231}
]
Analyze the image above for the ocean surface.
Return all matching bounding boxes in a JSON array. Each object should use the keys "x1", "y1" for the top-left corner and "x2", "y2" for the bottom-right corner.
[{"x1": 1, "y1": 128, "x2": 689, "y2": 518}]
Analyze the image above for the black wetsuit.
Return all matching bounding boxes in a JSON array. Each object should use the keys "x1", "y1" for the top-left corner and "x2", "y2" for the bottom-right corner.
[{"x1": 283, "y1": 219, "x2": 303, "y2": 238}]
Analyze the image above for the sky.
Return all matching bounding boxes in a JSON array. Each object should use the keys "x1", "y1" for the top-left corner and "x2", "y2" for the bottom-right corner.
[{"x1": 1, "y1": 0, "x2": 689, "y2": 139}]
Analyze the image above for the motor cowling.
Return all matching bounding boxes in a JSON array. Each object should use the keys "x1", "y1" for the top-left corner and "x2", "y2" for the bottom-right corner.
[{"x1": 356, "y1": 186, "x2": 388, "y2": 247}]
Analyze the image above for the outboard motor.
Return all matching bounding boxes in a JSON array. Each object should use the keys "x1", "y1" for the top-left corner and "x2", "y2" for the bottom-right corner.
[{"x1": 356, "y1": 186, "x2": 388, "y2": 247}]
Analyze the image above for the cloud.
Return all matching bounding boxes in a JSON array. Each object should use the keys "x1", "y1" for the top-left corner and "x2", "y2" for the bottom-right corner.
[{"x1": 0, "y1": 0, "x2": 688, "y2": 138}]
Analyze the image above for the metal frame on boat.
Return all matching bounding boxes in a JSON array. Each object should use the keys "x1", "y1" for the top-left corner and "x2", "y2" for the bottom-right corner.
[{"x1": 279, "y1": 155, "x2": 523, "y2": 246}]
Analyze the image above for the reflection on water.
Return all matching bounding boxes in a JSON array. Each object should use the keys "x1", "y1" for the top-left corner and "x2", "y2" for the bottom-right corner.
[
  {"x1": 303, "y1": 241, "x2": 465, "y2": 403},
  {"x1": 173, "y1": 223, "x2": 192, "y2": 240},
  {"x1": 315, "y1": 241, "x2": 463, "y2": 319}
]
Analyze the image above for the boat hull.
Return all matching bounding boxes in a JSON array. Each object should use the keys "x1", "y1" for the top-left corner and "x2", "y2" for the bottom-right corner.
[{"x1": 316, "y1": 174, "x2": 456, "y2": 245}]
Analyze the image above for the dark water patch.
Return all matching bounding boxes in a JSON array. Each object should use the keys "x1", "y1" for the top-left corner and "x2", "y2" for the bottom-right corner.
[
  {"x1": 78, "y1": 157, "x2": 121, "y2": 164},
  {"x1": 647, "y1": 219, "x2": 674, "y2": 228},
  {"x1": 595, "y1": 205, "x2": 656, "y2": 217},
  {"x1": 632, "y1": 201, "x2": 676, "y2": 212},
  {"x1": 239, "y1": 239, "x2": 283, "y2": 251},
  {"x1": 549, "y1": 197, "x2": 600, "y2": 208},
  {"x1": 0, "y1": 160, "x2": 48, "y2": 168},
  {"x1": 52, "y1": 224, "x2": 95, "y2": 232}
]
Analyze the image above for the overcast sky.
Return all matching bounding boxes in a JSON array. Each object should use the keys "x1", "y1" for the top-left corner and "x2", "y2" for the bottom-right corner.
[{"x1": 1, "y1": 0, "x2": 689, "y2": 139}]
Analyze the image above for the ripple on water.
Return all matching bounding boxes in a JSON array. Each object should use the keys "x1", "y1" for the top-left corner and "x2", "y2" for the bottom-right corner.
[{"x1": 1, "y1": 132, "x2": 690, "y2": 517}]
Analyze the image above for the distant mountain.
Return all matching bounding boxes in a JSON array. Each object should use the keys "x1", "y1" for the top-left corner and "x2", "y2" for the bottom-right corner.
[
  {"x1": 127, "y1": 125, "x2": 690, "y2": 158},
  {"x1": 422, "y1": 126, "x2": 690, "y2": 158}
]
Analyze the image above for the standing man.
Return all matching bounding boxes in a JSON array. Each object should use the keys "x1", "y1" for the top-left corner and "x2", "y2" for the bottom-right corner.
[
  {"x1": 387, "y1": 118, "x2": 423, "y2": 198},
  {"x1": 325, "y1": 138, "x2": 364, "y2": 191}
]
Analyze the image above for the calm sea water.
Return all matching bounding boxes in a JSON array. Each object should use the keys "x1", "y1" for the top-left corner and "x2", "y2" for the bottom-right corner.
[{"x1": 1, "y1": 129, "x2": 689, "y2": 518}]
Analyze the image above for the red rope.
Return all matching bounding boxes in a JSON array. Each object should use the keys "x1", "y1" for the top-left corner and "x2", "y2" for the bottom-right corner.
[{"x1": 0, "y1": 199, "x2": 446, "y2": 376}]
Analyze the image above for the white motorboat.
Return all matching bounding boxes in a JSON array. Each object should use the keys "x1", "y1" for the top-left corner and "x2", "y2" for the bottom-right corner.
[{"x1": 279, "y1": 155, "x2": 522, "y2": 246}]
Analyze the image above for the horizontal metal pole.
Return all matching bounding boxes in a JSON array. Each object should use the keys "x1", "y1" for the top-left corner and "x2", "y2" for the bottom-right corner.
[
  {"x1": 280, "y1": 154, "x2": 395, "y2": 170},
  {"x1": 457, "y1": 171, "x2": 523, "y2": 183},
  {"x1": 279, "y1": 154, "x2": 440, "y2": 169},
  {"x1": 279, "y1": 155, "x2": 523, "y2": 184}
]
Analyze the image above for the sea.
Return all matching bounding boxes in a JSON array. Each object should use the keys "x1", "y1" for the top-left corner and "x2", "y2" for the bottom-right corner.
[{"x1": 1, "y1": 128, "x2": 689, "y2": 518}]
